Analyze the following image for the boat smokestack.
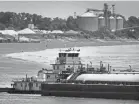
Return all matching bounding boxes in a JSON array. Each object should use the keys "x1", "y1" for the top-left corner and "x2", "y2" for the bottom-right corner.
[
  {"x1": 108, "y1": 64, "x2": 110, "y2": 72},
  {"x1": 102, "y1": 64, "x2": 103, "y2": 68},
  {"x1": 100, "y1": 61, "x2": 102, "y2": 68},
  {"x1": 110, "y1": 66, "x2": 112, "y2": 73},
  {"x1": 87, "y1": 64, "x2": 88, "y2": 71},
  {"x1": 26, "y1": 74, "x2": 27, "y2": 81},
  {"x1": 129, "y1": 65, "x2": 132, "y2": 71}
]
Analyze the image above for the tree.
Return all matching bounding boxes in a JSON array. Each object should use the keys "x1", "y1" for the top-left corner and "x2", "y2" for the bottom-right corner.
[
  {"x1": 37, "y1": 17, "x2": 51, "y2": 30},
  {"x1": 127, "y1": 16, "x2": 139, "y2": 27},
  {"x1": 0, "y1": 23, "x2": 5, "y2": 30},
  {"x1": 66, "y1": 16, "x2": 78, "y2": 30},
  {"x1": 50, "y1": 17, "x2": 67, "y2": 30}
]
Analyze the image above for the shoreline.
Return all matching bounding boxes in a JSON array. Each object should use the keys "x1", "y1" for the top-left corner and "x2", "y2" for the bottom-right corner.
[
  {"x1": 44, "y1": 39, "x2": 139, "y2": 49},
  {"x1": 4, "y1": 39, "x2": 139, "y2": 68}
]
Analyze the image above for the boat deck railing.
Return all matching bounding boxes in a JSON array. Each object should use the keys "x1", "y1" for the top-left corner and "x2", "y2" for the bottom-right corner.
[{"x1": 12, "y1": 77, "x2": 46, "y2": 82}]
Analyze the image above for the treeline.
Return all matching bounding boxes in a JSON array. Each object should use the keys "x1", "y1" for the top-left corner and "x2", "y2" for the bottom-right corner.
[
  {"x1": 0, "y1": 12, "x2": 78, "y2": 31},
  {"x1": 0, "y1": 11, "x2": 139, "y2": 39},
  {"x1": 114, "y1": 16, "x2": 139, "y2": 39},
  {"x1": 0, "y1": 11, "x2": 138, "y2": 30}
]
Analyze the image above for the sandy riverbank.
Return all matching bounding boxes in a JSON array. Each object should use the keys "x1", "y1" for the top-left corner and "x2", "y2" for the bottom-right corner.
[
  {"x1": 40, "y1": 38, "x2": 139, "y2": 49},
  {"x1": 4, "y1": 39, "x2": 139, "y2": 69}
]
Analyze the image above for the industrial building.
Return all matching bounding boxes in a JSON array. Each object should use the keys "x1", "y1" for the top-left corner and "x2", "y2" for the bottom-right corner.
[
  {"x1": 77, "y1": 11, "x2": 98, "y2": 32},
  {"x1": 77, "y1": 3, "x2": 124, "y2": 32},
  {"x1": 98, "y1": 16, "x2": 105, "y2": 29}
]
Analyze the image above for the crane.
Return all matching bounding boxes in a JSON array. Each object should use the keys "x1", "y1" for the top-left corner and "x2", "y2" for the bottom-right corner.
[
  {"x1": 86, "y1": 8, "x2": 104, "y2": 17},
  {"x1": 86, "y1": 8, "x2": 103, "y2": 12}
]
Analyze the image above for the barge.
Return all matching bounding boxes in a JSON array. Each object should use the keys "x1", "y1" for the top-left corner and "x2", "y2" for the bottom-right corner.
[{"x1": 10, "y1": 48, "x2": 139, "y2": 100}]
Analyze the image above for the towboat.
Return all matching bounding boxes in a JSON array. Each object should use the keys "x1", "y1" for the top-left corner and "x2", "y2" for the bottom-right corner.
[{"x1": 10, "y1": 48, "x2": 139, "y2": 100}]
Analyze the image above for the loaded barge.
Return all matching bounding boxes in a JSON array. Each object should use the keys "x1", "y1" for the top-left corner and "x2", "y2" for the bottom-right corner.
[{"x1": 10, "y1": 48, "x2": 139, "y2": 100}]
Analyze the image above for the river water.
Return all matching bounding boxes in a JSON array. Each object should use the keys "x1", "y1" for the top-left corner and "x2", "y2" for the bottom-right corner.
[
  {"x1": 0, "y1": 43, "x2": 139, "y2": 103},
  {"x1": 0, "y1": 93, "x2": 139, "y2": 104}
]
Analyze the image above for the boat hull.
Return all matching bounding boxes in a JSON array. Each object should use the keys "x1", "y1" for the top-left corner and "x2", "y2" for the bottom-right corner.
[
  {"x1": 41, "y1": 83, "x2": 139, "y2": 100},
  {"x1": 8, "y1": 89, "x2": 41, "y2": 94}
]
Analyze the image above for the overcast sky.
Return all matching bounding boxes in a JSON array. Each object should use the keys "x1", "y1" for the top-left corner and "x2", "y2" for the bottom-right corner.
[{"x1": 0, "y1": 1, "x2": 138, "y2": 19}]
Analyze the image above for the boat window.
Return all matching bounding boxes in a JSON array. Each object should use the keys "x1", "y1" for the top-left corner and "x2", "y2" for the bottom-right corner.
[
  {"x1": 63, "y1": 53, "x2": 66, "y2": 57},
  {"x1": 53, "y1": 65, "x2": 55, "y2": 70},
  {"x1": 68, "y1": 53, "x2": 79, "y2": 57},
  {"x1": 30, "y1": 83, "x2": 33, "y2": 87},
  {"x1": 36, "y1": 83, "x2": 38, "y2": 87},
  {"x1": 59, "y1": 53, "x2": 67, "y2": 57},
  {"x1": 75, "y1": 53, "x2": 79, "y2": 57},
  {"x1": 25, "y1": 83, "x2": 27, "y2": 87},
  {"x1": 59, "y1": 53, "x2": 61, "y2": 57},
  {"x1": 39, "y1": 86, "x2": 41, "y2": 90},
  {"x1": 57, "y1": 66, "x2": 59, "y2": 70},
  {"x1": 47, "y1": 75, "x2": 50, "y2": 79},
  {"x1": 68, "y1": 53, "x2": 72, "y2": 57}
]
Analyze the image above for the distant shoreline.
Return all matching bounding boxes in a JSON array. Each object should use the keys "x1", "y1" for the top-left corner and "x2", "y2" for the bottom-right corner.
[
  {"x1": 3, "y1": 38, "x2": 139, "y2": 69},
  {"x1": 42, "y1": 38, "x2": 139, "y2": 49},
  {"x1": 4, "y1": 39, "x2": 139, "y2": 68},
  {"x1": 0, "y1": 38, "x2": 139, "y2": 48}
]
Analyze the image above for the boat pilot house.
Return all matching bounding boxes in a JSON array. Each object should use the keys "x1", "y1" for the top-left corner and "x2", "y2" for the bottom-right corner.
[{"x1": 51, "y1": 48, "x2": 84, "y2": 79}]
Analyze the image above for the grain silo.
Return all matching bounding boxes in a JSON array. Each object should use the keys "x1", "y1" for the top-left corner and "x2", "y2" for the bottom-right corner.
[
  {"x1": 98, "y1": 16, "x2": 105, "y2": 29},
  {"x1": 116, "y1": 16, "x2": 123, "y2": 30},
  {"x1": 77, "y1": 11, "x2": 98, "y2": 32},
  {"x1": 109, "y1": 16, "x2": 116, "y2": 31}
]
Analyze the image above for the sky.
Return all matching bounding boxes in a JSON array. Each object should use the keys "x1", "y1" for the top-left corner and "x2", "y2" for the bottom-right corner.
[{"x1": 0, "y1": 1, "x2": 138, "y2": 19}]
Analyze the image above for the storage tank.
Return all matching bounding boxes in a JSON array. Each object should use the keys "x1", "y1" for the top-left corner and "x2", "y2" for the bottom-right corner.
[
  {"x1": 76, "y1": 74, "x2": 139, "y2": 82},
  {"x1": 116, "y1": 16, "x2": 123, "y2": 30},
  {"x1": 77, "y1": 11, "x2": 98, "y2": 32},
  {"x1": 98, "y1": 16, "x2": 105, "y2": 29},
  {"x1": 109, "y1": 16, "x2": 116, "y2": 31}
]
